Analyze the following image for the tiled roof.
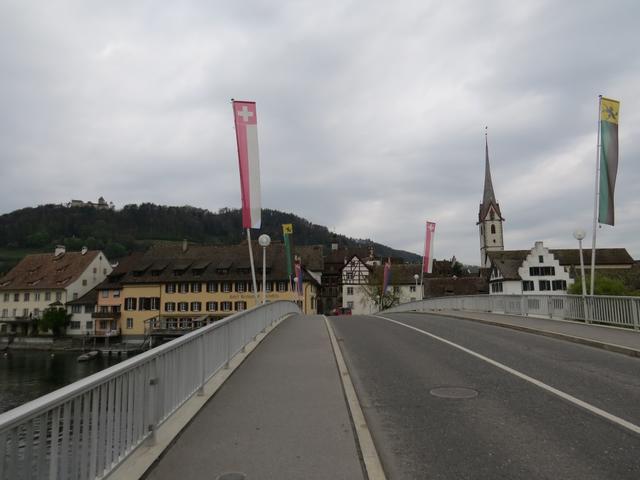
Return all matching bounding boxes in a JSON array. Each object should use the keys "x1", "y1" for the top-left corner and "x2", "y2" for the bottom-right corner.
[
  {"x1": 0, "y1": 251, "x2": 101, "y2": 290},
  {"x1": 424, "y1": 277, "x2": 489, "y2": 297},
  {"x1": 67, "y1": 288, "x2": 98, "y2": 305},
  {"x1": 106, "y1": 242, "x2": 324, "y2": 285}
]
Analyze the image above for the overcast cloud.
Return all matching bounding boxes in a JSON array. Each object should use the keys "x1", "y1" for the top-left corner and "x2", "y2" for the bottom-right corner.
[{"x1": 1, "y1": 0, "x2": 638, "y2": 264}]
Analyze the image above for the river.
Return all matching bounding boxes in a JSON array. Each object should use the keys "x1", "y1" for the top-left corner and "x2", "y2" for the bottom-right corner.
[{"x1": 0, "y1": 350, "x2": 125, "y2": 414}]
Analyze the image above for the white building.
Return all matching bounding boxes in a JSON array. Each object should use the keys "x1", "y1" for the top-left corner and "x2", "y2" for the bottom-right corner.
[
  {"x1": 341, "y1": 254, "x2": 377, "y2": 314},
  {"x1": 487, "y1": 241, "x2": 634, "y2": 295},
  {"x1": 0, "y1": 246, "x2": 112, "y2": 335}
]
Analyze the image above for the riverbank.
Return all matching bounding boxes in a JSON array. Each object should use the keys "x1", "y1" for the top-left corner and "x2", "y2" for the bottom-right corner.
[{"x1": 0, "y1": 337, "x2": 143, "y2": 353}]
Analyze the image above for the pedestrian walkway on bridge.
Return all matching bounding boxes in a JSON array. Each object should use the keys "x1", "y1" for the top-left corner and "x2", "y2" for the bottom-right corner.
[
  {"x1": 145, "y1": 314, "x2": 365, "y2": 480},
  {"x1": 425, "y1": 310, "x2": 640, "y2": 357}
]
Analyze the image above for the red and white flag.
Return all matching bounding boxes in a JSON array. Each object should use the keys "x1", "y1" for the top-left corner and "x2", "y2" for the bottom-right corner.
[
  {"x1": 423, "y1": 221, "x2": 436, "y2": 274},
  {"x1": 233, "y1": 100, "x2": 262, "y2": 229}
]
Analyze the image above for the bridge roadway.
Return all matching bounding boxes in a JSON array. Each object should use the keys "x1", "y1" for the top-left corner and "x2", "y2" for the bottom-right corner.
[{"x1": 145, "y1": 311, "x2": 640, "y2": 480}]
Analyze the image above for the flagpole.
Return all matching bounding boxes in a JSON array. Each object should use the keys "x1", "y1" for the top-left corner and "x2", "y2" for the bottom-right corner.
[
  {"x1": 590, "y1": 95, "x2": 602, "y2": 296},
  {"x1": 246, "y1": 229, "x2": 259, "y2": 304}
]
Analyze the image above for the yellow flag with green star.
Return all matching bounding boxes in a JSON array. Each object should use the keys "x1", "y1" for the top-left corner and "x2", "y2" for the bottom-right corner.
[{"x1": 598, "y1": 97, "x2": 620, "y2": 226}]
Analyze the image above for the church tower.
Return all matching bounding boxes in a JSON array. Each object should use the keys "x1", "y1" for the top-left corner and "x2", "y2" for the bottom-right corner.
[{"x1": 477, "y1": 131, "x2": 505, "y2": 268}]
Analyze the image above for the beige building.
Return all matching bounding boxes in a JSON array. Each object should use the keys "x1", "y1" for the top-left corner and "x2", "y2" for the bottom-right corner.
[
  {"x1": 0, "y1": 246, "x2": 112, "y2": 335},
  {"x1": 95, "y1": 242, "x2": 322, "y2": 342}
]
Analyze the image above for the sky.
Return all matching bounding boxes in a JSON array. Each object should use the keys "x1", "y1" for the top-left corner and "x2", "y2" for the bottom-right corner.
[{"x1": 1, "y1": 0, "x2": 638, "y2": 265}]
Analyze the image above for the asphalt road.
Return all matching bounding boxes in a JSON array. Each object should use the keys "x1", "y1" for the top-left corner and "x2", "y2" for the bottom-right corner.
[{"x1": 330, "y1": 313, "x2": 640, "y2": 480}]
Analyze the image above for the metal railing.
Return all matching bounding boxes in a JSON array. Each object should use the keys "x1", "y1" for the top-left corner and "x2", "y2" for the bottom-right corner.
[
  {"x1": 384, "y1": 294, "x2": 640, "y2": 331},
  {"x1": 0, "y1": 300, "x2": 299, "y2": 480}
]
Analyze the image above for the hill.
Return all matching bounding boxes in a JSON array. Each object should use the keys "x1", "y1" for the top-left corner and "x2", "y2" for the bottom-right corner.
[{"x1": 0, "y1": 203, "x2": 421, "y2": 273}]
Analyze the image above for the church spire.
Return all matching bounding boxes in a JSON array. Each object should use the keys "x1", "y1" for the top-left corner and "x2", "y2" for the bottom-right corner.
[
  {"x1": 478, "y1": 127, "x2": 503, "y2": 222},
  {"x1": 483, "y1": 128, "x2": 496, "y2": 206}
]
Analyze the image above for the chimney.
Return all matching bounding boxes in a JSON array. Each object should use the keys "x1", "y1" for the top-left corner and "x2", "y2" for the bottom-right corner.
[
  {"x1": 54, "y1": 245, "x2": 66, "y2": 257},
  {"x1": 182, "y1": 239, "x2": 188, "y2": 253},
  {"x1": 81, "y1": 246, "x2": 88, "y2": 255},
  {"x1": 534, "y1": 241, "x2": 544, "y2": 249}
]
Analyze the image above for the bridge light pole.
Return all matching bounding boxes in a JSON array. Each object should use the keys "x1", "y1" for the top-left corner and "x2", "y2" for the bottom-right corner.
[
  {"x1": 413, "y1": 274, "x2": 420, "y2": 300},
  {"x1": 572, "y1": 229, "x2": 587, "y2": 296},
  {"x1": 258, "y1": 234, "x2": 271, "y2": 305}
]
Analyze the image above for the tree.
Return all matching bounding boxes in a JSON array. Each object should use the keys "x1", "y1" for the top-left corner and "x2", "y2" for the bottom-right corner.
[
  {"x1": 360, "y1": 266, "x2": 401, "y2": 310},
  {"x1": 569, "y1": 275, "x2": 631, "y2": 296},
  {"x1": 39, "y1": 308, "x2": 71, "y2": 337}
]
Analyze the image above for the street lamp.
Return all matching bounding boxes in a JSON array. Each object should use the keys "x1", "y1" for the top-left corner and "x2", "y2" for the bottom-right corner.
[
  {"x1": 573, "y1": 229, "x2": 587, "y2": 296},
  {"x1": 258, "y1": 234, "x2": 271, "y2": 304},
  {"x1": 413, "y1": 274, "x2": 420, "y2": 301}
]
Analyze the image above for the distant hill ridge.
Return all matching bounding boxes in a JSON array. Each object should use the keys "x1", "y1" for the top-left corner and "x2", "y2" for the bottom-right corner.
[{"x1": 0, "y1": 203, "x2": 421, "y2": 272}]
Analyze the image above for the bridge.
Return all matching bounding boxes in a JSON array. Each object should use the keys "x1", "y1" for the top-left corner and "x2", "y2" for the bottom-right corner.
[{"x1": 1, "y1": 294, "x2": 639, "y2": 479}]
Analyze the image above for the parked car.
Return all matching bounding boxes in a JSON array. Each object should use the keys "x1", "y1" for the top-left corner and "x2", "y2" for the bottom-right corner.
[{"x1": 331, "y1": 307, "x2": 352, "y2": 316}]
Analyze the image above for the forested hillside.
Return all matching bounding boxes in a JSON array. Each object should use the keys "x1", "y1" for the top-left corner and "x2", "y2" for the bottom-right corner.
[{"x1": 0, "y1": 203, "x2": 421, "y2": 273}]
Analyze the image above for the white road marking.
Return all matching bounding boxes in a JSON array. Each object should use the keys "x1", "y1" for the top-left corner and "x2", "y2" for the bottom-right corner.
[{"x1": 375, "y1": 314, "x2": 640, "y2": 436}]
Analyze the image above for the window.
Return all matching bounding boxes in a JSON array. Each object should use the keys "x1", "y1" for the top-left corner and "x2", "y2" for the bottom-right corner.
[
  {"x1": 138, "y1": 297, "x2": 160, "y2": 311},
  {"x1": 55, "y1": 292, "x2": 62, "y2": 302},
  {"x1": 235, "y1": 301, "x2": 246, "y2": 311},
  {"x1": 23, "y1": 308, "x2": 29, "y2": 317},
  {"x1": 124, "y1": 298, "x2": 137, "y2": 310},
  {"x1": 165, "y1": 302, "x2": 176, "y2": 312},
  {"x1": 24, "y1": 293, "x2": 30, "y2": 301},
  {"x1": 221, "y1": 301, "x2": 232, "y2": 312},
  {"x1": 2, "y1": 309, "x2": 7, "y2": 317},
  {"x1": 236, "y1": 282, "x2": 246, "y2": 293},
  {"x1": 34, "y1": 308, "x2": 40, "y2": 317},
  {"x1": 166, "y1": 284, "x2": 176, "y2": 294},
  {"x1": 529, "y1": 266, "x2": 556, "y2": 276},
  {"x1": 126, "y1": 318, "x2": 133, "y2": 329},
  {"x1": 102, "y1": 290, "x2": 109, "y2": 298},
  {"x1": 491, "y1": 282, "x2": 503, "y2": 293},
  {"x1": 178, "y1": 302, "x2": 188, "y2": 312},
  {"x1": 34, "y1": 292, "x2": 40, "y2": 301},
  {"x1": 70, "y1": 321, "x2": 81, "y2": 329},
  {"x1": 265, "y1": 282, "x2": 272, "y2": 292},
  {"x1": 103, "y1": 268, "x2": 107, "y2": 275},
  {"x1": 86, "y1": 321, "x2": 93, "y2": 330},
  {"x1": 222, "y1": 282, "x2": 231, "y2": 293},
  {"x1": 71, "y1": 305, "x2": 82, "y2": 313},
  {"x1": 539, "y1": 255, "x2": 544, "y2": 263},
  {"x1": 491, "y1": 225, "x2": 496, "y2": 234},
  {"x1": 93, "y1": 267, "x2": 97, "y2": 274},
  {"x1": 346, "y1": 287, "x2": 354, "y2": 295},
  {"x1": 178, "y1": 283, "x2": 189, "y2": 293},
  {"x1": 410, "y1": 286, "x2": 416, "y2": 292},
  {"x1": 100, "y1": 320, "x2": 108, "y2": 330},
  {"x1": 347, "y1": 301, "x2": 354, "y2": 308},
  {"x1": 552, "y1": 280, "x2": 567, "y2": 291},
  {"x1": 113, "y1": 289, "x2": 120, "y2": 298},
  {"x1": 14, "y1": 293, "x2": 19, "y2": 302},
  {"x1": 2, "y1": 293, "x2": 8, "y2": 301},
  {"x1": 278, "y1": 281, "x2": 287, "y2": 292},
  {"x1": 84, "y1": 305, "x2": 93, "y2": 313},
  {"x1": 45, "y1": 292, "x2": 51, "y2": 301},
  {"x1": 73, "y1": 293, "x2": 78, "y2": 300},
  {"x1": 206, "y1": 301, "x2": 218, "y2": 312},
  {"x1": 206, "y1": 282, "x2": 218, "y2": 293},
  {"x1": 191, "y1": 283, "x2": 202, "y2": 293},
  {"x1": 82, "y1": 279, "x2": 87, "y2": 286},
  {"x1": 191, "y1": 302, "x2": 202, "y2": 312},
  {"x1": 522, "y1": 281, "x2": 535, "y2": 291},
  {"x1": 539, "y1": 280, "x2": 551, "y2": 291}
]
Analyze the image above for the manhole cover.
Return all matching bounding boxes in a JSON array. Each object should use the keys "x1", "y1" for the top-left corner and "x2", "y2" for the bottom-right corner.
[
  {"x1": 217, "y1": 473, "x2": 247, "y2": 480},
  {"x1": 430, "y1": 387, "x2": 478, "y2": 399}
]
